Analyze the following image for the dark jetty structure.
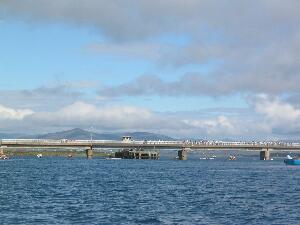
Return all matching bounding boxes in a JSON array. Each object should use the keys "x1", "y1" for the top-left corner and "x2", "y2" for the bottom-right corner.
[{"x1": 115, "y1": 149, "x2": 159, "y2": 159}]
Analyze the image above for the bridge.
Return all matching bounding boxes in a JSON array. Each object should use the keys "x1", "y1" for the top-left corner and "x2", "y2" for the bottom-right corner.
[{"x1": 1, "y1": 139, "x2": 300, "y2": 160}]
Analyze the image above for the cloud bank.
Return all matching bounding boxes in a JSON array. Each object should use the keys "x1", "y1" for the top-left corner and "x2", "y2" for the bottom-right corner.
[
  {"x1": 2, "y1": 0, "x2": 300, "y2": 98},
  {"x1": 98, "y1": 73, "x2": 300, "y2": 97},
  {"x1": 0, "y1": 96, "x2": 299, "y2": 139},
  {"x1": 0, "y1": 105, "x2": 33, "y2": 120},
  {"x1": 1, "y1": 1, "x2": 300, "y2": 138},
  {"x1": 1, "y1": 0, "x2": 300, "y2": 41}
]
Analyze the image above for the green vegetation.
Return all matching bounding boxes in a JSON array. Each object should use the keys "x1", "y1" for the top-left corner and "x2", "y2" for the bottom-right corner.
[{"x1": 4, "y1": 149, "x2": 112, "y2": 157}]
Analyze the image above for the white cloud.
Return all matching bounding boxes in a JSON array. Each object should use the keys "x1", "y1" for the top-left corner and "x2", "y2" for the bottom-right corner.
[
  {"x1": 29, "y1": 101, "x2": 162, "y2": 130},
  {"x1": 183, "y1": 115, "x2": 238, "y2": 136},
  {"x1": 3, "y1": 0, "x2": 300, "y2": 99},
  {"x1": 1, "y1": 97, "x2": 300, "y2": 139},
  {"x1": 2, "y1": 88, "x2": 300, "y2": 139},
  {"x1": 253, "y1": 95, "x2": 300, "y2": 135},
  {"x1": 0, "y1": 83, "x2": 91, "y2": 111},
  {"x1": 255, "y1": 95, "x2": 300, "y2": 122},
  {"x1": 2, "y1": 1, "x2": 300, "y2": 139},
  {"x1": 0, "y1": 105, "x2": 34, "y2": 120},
  {"x1": 0, "y1": 102, "x2": 248, "y2": 138}
]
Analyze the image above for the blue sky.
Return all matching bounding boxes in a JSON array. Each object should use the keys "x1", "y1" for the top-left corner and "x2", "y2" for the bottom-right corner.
[
  {"x1": 1, "y1": 0, "x2": 300, "y2": 140},
  {"x1": 0, "y1": 20, "x2": 245, "y2": 109}
]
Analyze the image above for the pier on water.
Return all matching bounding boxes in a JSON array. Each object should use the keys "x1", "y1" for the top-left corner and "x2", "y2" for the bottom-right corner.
[{"x1": 114, "y1": 149, "x2": 159, "y2": 159}]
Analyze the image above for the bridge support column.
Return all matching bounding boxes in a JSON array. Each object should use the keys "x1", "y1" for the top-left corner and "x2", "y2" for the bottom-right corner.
[
  {"x1": 260, "y1": 148, "x2": 271, "y2": 160},
  {"x1": 86, "y1": 147, "x2": 93, "y2": 159},
  {"x1": 178, "y1": 148, "x2": 189, "y2": 160}
]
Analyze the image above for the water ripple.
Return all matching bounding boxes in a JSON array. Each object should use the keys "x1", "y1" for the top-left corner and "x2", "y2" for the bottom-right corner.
[{"x1": 0, "y1": 157, "x2": 299, "y2": 224}]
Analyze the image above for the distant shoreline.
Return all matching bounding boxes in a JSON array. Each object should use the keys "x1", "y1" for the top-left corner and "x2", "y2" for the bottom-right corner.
[{"x1": 4, "y1": 149, "x2": 112, "y2": 157}]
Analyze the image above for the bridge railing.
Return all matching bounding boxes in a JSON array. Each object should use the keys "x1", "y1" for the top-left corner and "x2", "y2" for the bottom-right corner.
[{"x1": 2, "y1": 139, "x2": 300, "y2": 148}]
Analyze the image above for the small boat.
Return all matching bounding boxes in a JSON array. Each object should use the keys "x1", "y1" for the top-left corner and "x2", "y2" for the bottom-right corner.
[
  {"x1": 0, "y1": 155, "x2": 9, "y2": 160},
  {"x1": 105, "y1": 157, "x2": 122, "y2": 160},
  {"x1": 200, "y1": 155, "x2": 216, "y2": 160},
  {"x1": 229, "y1": 155, "x2": 236, "y2": 160},
  {"x1": 284, "y1": 155, "x2": 300, "y2": 165},
  {"x1": 36, "y1": 154, "x2": 43, "y2": 158}
]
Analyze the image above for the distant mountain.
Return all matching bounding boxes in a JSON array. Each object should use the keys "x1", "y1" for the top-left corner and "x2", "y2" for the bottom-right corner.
[
  {"x1": 21, "y1": 128, "x2": 115, "y2": 140},
  {"x1": 11, "y1": 128, "x2": 175, "y2": 141},
  {"x1": 281, "y1": 139, "x2": 300, "y2": 143},
  {"x1": 0, "y1": 133, "x2": 24, "y2": 139},
  {"x1": 123, "y1": 132, "x2": 175, "y2": 141}
]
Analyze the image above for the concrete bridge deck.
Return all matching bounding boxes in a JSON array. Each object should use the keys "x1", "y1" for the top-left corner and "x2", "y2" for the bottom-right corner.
[{"x1": 1, "y1": 139, "x2": 300, "y2": 150}]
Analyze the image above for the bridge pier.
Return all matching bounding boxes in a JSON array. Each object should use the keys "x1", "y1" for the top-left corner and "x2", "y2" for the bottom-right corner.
[
  {"x1": 178, "y1": 148, "x2": 189, "y2": 160},
  {"x1": 86, "y1": 147, "x2": 93, "y2": 159},
  {"x1": 260, "y1": 148, "x2": 271, "y2": 160}
]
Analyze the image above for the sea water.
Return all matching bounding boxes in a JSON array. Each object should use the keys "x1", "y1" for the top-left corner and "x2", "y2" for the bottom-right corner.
[{"x1": 0, "y1": 151, "x2": 300, "y2": 225}]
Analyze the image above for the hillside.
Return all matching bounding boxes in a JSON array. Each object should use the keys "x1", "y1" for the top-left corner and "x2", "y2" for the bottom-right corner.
[{"x1": 4, "y1": 128, "x2": 175, "y2": 141}]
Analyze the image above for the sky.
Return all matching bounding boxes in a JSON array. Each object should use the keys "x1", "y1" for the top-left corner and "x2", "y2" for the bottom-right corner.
[{"x1": 0, "y1": 0, "x2": 300, "y2": 140}]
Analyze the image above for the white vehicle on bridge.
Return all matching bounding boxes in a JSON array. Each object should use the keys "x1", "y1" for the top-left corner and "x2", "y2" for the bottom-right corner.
[{"x1": 122, "y1": 136, "x2": 133, "y2": 143}]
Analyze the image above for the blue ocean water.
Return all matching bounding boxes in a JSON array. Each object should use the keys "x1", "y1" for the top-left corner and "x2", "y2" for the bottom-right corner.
[{"x1": 1, "y1": 152, "x2": 300, "y2": 225}]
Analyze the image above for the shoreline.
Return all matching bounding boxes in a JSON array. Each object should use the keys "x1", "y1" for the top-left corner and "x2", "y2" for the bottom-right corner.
[{"x1": 4, "y1": 149, "x2": 112, "y2": 157}]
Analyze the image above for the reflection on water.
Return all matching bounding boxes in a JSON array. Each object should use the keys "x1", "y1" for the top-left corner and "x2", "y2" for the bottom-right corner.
[{"x1": 0, "y1": 152, "x2": 299, "y2": 224}]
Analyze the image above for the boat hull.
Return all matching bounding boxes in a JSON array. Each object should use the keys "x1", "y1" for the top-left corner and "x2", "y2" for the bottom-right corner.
[{"x1": 284, "y1": 159, "x2": 300, "y2": 165}]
